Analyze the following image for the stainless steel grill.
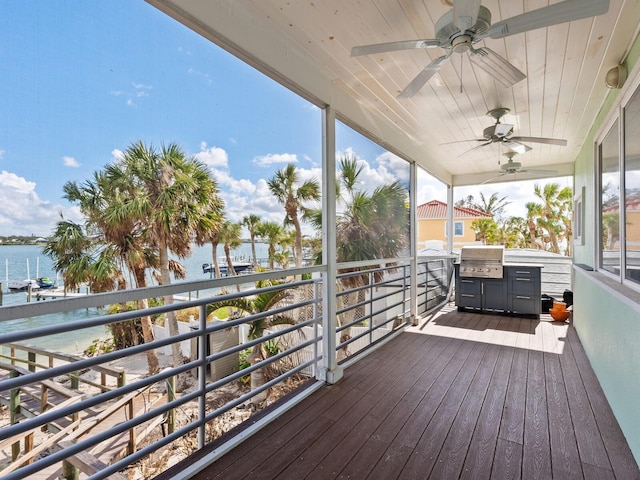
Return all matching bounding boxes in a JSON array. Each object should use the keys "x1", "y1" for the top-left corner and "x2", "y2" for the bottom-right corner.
[{"x1": 458, "y1": 246, "x2": 505, "y2": 279}]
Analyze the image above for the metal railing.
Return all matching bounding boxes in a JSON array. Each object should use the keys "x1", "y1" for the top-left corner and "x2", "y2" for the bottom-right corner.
[{"x1": 0, "y1": 258, "x2": 452, "y2": 479}]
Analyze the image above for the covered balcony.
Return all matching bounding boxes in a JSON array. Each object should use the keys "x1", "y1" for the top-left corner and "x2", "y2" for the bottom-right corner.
[{"x1": 2, "y1": 0, "x2": 640, "y2": 479}]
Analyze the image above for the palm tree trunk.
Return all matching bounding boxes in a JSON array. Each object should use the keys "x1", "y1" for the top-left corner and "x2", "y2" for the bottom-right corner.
[
  {"x1": 250, "y1": 233, "x2": 258, "y2": 268},
  {"x1": 211, "y1": 240, "x2": 221, "y2": 278},
  {"x1": 132, "y1": 266, "x2": 159, "y2": 375},
  {"x1": 159, "y1": 245, "x2": 183, "y2": 367},
  {"x1": 292, "y1": 216, "x2": 303, "y2": 269}
]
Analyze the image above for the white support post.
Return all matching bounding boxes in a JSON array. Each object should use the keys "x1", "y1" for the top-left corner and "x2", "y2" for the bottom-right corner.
[
  {"x1": 318, "y1": 105, "x2": 343, "y2": 384},
  {"x1": 447, "y1": 185, "x2": 454, "y2": 254},
  {"x1": 410, "y1": 161, "x2": 418, "y2": 325}
]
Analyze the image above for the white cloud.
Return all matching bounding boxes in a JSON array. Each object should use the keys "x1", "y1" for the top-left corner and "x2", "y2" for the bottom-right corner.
[
  {"x1": 187, "y1": 67, "x2": 212, "y2": 85},
  {"x1": 0, "y1": 171, "x2": 80, "y2": 236},
  {"x1": 252, "y1": 153, "x2": 298, "y2": 167},
  {"x1": 132, "y1": 82, "x2": 152, "y2": 91},
  {"x1": 195, "y1": 143, "x2": 229, "y2": 168},
  {"x1": 63, "y1": 156, "x2": 80, "y2": 168},
  {"x1": 111, "y1": 149, "x2": 125, "y2": 162},
  {"x1": 111, "y1": 82, "x2": 152, "y2": 107}
]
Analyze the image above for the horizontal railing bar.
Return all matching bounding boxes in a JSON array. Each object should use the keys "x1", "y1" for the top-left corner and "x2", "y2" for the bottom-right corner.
[
  {"x1": 0, "y1": 266, "x2": 324, "y2": 322},
  {"x1": 0, "y1": 278, "x2": 320, "y2": 344}
]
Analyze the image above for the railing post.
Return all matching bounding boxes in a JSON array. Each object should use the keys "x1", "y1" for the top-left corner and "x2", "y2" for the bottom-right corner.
[
  {"x1": 27, "y1": 351, "x2": 36, "y2": 372},
  {"x1": 128, "y1": 397, "x2": 136, "y2": 454},
  {"x1": 167, "y1": 375, "x2": 176, "y2": 435},
  {"x1": 313, "y1": 280, "x2": 320, "y2": 377},
  {"x1": 198, "y1": 304, "x2": 207, "y2": 448},
  {"x1": 62, "y1": 459, "x2": 79, "y2": 480},
  {"x1": 70, "y1": 371, "x2": 79, "y2": 390},
  {"x1": 318, "y1": 105, "x2": 343, "y2": 384},
  {"x1": 369, "y1": 271, "x2": 374, "y2": 345},
  {"x1": 10, "y1": 370, "x2": 20, "y2": 461},
  {"x1": 409, "y1": 161, "x2": 418, "y2": 325}
]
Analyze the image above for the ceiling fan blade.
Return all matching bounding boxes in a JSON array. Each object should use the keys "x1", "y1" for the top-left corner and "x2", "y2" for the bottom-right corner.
[
  {"x1": 351, "y1": 39, "x2": 441, "y2": 57},
  {"x1": 398, "y1": 53, "x2": 451, "y2": 98},
  {"x1": 453, "y1": 0, "x2": 482, "y2": 31},
  {"x1": 481, "y1": 173, "x2": 508, "y2": 185},
  {"x1": 440, "y1": 138, "x2": 486, "y2": 145},
  {"x1": 510, "y1": 136, "x2": 567, "y2": 146},
  {"x1": 458, "y1": 141, "x2": 493, "y2": 157},
  {"x1": 486, "y1": 0, "x2": 610, "y2": 40},
  {"x1": 503, "y1": 139, "x2": 533, "y2": 154},
  {"x1": 469, "y1": 47, "x2": 526, "y2": 87},
  {"x1": 520, "y1": 168, "x2": 558, "y2": 175}
]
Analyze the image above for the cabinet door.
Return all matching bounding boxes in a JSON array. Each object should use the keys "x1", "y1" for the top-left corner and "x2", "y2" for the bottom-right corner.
[
  {"x1": 456, "y1": 277, "x2": 482, "y2": 308},
  {"x1": 506, "y1": 266, "x2": 541, "y2": 314},
  {"x1": 482, "y1": 279, "x2": 507, "y2": 311}
]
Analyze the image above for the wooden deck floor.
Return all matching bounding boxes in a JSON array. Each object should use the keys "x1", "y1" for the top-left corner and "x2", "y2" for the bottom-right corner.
[{"x1": 171, "y1": 304, "x2": 640, "y2": 480}]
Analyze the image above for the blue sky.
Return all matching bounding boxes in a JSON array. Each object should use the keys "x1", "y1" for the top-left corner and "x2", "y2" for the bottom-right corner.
[{"x1": 0, "y1": 1, "x2": 569, "y2": 237}]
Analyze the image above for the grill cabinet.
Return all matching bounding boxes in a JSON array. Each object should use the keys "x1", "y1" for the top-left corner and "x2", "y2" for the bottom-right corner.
[{"x1": 455, "y1": 247, "x2": 542, "y2": 316}]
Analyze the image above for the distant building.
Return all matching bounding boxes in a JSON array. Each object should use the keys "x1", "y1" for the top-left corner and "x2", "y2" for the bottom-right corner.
[{"x1": 417, "y1": 200, "x2": 492, "y2": 250}]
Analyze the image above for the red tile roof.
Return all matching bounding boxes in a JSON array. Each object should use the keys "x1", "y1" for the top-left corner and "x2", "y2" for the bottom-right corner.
[{"x1": 417, "y1": 200, "x2": 492, "y2": 219}]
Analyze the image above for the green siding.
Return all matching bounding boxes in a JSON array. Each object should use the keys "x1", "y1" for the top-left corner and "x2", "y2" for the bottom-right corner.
[
  {"x1": 572, "y1": 30, "x2": 640, "y2": 464},
  {"x1": 574, "y1": 270, "x2": 640, "y2": 460}
]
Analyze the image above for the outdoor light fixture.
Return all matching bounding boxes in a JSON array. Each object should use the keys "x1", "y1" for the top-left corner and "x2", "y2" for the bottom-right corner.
[{"x1": 605, "y1": 63, "x2": 627, "y2": 89}]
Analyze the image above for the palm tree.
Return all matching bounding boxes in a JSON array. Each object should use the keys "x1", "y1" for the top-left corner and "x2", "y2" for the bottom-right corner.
[
  {"x1": 525, "y1": 201, "x2": 544, "y2": 249},
  {"x1": 534, "y1": 183, "x2": 567, "y2": 254},
  {"x1": 114, "y1": 141, "x2": 224, "y2": 367},
  {"x1": 471, "y1": 218, "x2": 499, "y2": 244},
  {"x1": 206, "y1": 279, "x2": 294, "y2": 400},
  {"x1": 267, "y1": 164, "x2": 320, "y2": 268},
  {"x1": 242, "y1": 214, "x2": 262, "y2": 267},
  {"x1": 49, "y1": 169, "x2": 163, "y2": 373},
  {"x1": 256, "y1": 221, "x2": 284, "y2": 270},
  {"x1": 220, "y1": 221, "x2": 243, "y2": 276},
  {"x1": 311, "y1": 156, "x2": 409, "y2": 359},
  {"x1": 476, "y1": 192, "x2": 510, "y2": 221},
  {"x1": 194, "y1": 214, "x2": 225, "y2": 279},
  {"x1": 502, "y1": 216, "x2": 528, "y2": 248}
]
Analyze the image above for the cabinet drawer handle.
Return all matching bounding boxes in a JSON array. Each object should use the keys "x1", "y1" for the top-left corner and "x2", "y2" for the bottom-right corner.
[
  {"x1": 515, "y1": 270, "x2": 531, "y2": 274},
  {"x1": 516, "y1": 278, "x2": 531, "y2": 281},
  {"x1": 461, "y1": 294, "x2": 475, "y2": 298},
  {"x1": 516, "y1": 295, "x2": 531, "y2": 299},
  {"x1": 461, "y1": 280, "x2": 474, "y2": 283}
]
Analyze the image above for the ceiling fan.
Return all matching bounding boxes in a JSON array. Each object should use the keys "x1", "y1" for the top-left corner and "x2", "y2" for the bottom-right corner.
[
  {"x1": 481, "y1": 151, "x2": 557, "y2": 184},
  {"x1": 452, "y1": 108, "x2": 568, "y2": 156},
  {"x1": 351, "y1": 0, "x2": 610, "y2": 97}
]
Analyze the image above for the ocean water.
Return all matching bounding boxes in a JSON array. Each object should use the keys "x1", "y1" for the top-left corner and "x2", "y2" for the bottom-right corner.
[{"x1": 0, "y1": 242, "x2": 269, "y2": 354}]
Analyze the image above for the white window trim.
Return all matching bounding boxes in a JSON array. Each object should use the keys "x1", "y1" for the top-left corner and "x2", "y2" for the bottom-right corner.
[{"x1": 445, "y1": 220, "x2": 464, "y2": 237}]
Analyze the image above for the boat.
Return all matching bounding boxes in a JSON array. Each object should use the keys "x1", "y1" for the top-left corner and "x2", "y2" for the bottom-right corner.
[
  {"x1": 8, "y1": 279, "x2": 39, "y2": 291},
  {"x1": 202, "y1": 259, "x2": 253, "y2": 276},
  {"x1": 36, "y1": 277, "x2": 54, "y2": 289}
]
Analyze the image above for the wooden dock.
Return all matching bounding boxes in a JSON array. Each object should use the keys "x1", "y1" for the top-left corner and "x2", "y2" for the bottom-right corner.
[{"x1": 0, "y1": 346, "x2": 171, "y2": 479}]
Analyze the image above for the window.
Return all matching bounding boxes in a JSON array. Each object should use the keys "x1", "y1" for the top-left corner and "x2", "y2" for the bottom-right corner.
[
  {"x1": 445, "y1": 221, "x2": 464, "y2": 237},
  {"x1": 597, "y1": 77, "x2": 640, "y2": 285},
  {"x1": 624, "y1": 87, "x2": 640, "y2": 284},
  {"x1": 599, "y1": 119, "x2": 620, "y2": 275}
]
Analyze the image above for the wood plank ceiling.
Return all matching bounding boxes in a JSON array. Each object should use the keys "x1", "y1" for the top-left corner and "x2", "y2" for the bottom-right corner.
[{"x1": 148, "y1": 0, "x2": 640, "y2": 186}]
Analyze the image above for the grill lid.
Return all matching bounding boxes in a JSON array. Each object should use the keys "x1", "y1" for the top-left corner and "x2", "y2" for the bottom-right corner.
[
  {"x1": 459, "y1": 246, "x2": 505, "y2": 278},
  {"x1": 460, "y1": 246, "x2": 505, "y2": 262}
]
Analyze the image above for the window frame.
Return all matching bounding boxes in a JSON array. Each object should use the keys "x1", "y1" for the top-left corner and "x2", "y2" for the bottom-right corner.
[
  {"x1": 444, "y1": 220, "x2": 464, "y2": 237},
  {"x1": 595, "y1": 65, "x2": 640, "y2": 288}
]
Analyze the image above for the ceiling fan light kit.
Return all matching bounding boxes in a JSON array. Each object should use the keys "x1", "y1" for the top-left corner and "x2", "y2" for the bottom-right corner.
[{"x1": 351, "y1": 0, "x2": 610, "y2": 97}]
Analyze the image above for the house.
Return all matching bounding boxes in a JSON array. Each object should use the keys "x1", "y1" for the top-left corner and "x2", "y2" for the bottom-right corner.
[{"x1": 417, "y1": 199, "x2": 491, "y2": 249}]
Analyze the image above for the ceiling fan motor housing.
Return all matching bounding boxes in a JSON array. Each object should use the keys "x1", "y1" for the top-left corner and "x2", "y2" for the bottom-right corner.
[{"x1": 435, "y1": 6, "x2": 492, "y2": 46}]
